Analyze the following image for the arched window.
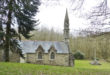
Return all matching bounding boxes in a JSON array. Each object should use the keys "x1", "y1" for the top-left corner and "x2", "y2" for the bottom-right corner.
[
  {"x1": 50, "y1": 52, "x2": 55, "y2": 59},
  {"x1": 38, "y1": 52, "x2": 42, "y2": 59}
]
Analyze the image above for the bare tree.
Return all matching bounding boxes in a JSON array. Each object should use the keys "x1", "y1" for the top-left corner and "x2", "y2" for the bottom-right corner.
[{"x1": 88, "y1": 0, "x2": 110, "y2": 30}]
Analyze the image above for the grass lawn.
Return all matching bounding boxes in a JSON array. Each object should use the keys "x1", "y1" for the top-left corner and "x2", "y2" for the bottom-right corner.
[{"x1": 0, "y1": 60, "x2": 110, "y2": 75}]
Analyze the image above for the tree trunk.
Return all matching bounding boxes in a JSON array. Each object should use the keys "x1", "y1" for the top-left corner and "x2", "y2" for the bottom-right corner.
[{"x1": 3, "y1": 0, "x2": 12, "y2": 62}]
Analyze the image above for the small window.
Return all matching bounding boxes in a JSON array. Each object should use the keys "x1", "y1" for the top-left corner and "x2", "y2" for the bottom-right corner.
[
  {"x1": 50, "y1": 52, "x2": 55, "y2": 59},
  {"x1": 38, "y1": 52, "x2": 42, "y2": 59}
]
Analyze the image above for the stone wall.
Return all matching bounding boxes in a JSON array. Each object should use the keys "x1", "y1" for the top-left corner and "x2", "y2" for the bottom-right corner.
[
  {"x1": 54, "y1": 54, "x2": 69, "y2": 66},
  {"x1": 26, "y1": 53, "x2": 69, "y2": 66},
  {"x1": 24, "y1": 45, "x2": 71, "y2": 66},
  {"x1": 0, "y1": 50, "x2": 20, "y2": 62},
  {"x1": 0, "y1": 50, "x2": 3, "y2": 61},
  {"x1": 9, "y1": 51, "x2": 20, "y2": 62},
  {"x1": 26, "y1": 53, "x2": 36, "y2": 63}
]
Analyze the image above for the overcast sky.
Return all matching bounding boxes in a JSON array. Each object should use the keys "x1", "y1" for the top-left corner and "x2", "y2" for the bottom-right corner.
[{"x1": 36, "y1": 0, "x2": 110, "y2": 33}]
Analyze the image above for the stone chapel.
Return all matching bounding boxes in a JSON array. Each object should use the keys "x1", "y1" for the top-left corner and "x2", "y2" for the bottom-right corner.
[
  {"x1": 0, "y1": 9, "x2": 74, "y2": 66},
  {"x1": 20, "y1": 9, "x2": 74, "y2": 66}
]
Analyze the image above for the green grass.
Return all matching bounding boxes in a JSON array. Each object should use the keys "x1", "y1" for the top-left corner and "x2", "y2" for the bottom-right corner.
[{"x1": 0, "y1": 60, "x2": 110, "y2": 75}]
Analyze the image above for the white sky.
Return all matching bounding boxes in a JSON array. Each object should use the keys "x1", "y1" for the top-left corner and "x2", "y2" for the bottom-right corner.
[{"x1": 35, "y1": 0, "x2": 110, "y2": 33}]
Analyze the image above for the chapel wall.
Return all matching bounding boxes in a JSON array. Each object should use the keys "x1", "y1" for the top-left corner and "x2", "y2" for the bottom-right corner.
[
  {"x1": 55, "y1": 53, "x2": 69, "y2": 66},
  {"x1": 0, "y1": 50, "x2": 3, "y2": 61},
  {"x1": 0, "y1": 50, "x2": 20, "y2": 62},
  {"x1": 27, "y1": 53, "x2": 70, "y2": 66},
  {"x1": 26, "y1": 53, "x2": 36, "y2": 63},
  {"x1": 9, "y1": 52, "x2": 20, "y2": 62}
]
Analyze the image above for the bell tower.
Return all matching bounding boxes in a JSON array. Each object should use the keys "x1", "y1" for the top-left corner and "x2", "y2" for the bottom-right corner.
[
  {"x1": 64, "y1": 9, "x2": 69, "y2": 44},
  {"x1": 64, "y1": 9, "x2": 74, "y2": 67}
]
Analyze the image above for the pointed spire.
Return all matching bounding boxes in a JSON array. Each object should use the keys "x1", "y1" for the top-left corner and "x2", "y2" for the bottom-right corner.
[
  {"x1": 64, "y1": 8, "x2": 69, "y2": 43},
  {"x1": 64, "y1": 8, "x2": 69, "y2": 24}
]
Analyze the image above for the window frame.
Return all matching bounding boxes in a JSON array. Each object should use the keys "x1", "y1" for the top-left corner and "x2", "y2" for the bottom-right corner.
[
  {"x1": 50, "y1": 52, "x2": 55, "y2": 60},
  {"x1": 38, "y1": 52, "x2": 43, "y2": 60}
]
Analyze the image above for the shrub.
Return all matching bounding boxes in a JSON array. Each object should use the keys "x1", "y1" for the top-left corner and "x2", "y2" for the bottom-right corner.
[{"x1": 74, "y1": 50, "x2": 85, "y2": 59}]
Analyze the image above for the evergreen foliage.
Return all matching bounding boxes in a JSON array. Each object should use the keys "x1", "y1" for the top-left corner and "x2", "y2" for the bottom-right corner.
[{"x1": 0, "y1": 0, "x2": 40, "y2": 61}]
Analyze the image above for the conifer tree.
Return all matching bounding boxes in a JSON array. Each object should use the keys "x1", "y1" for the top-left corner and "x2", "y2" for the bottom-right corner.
[{"x1": 0, "y1": 0, "x2": 40, "y2": 62}]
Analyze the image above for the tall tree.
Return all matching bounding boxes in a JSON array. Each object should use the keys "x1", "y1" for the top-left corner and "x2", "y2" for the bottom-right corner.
[{"x1": 0, "y1": 0, "x2": 40, "y2": 62}]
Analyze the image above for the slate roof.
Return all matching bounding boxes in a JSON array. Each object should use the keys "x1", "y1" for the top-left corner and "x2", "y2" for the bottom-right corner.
[{"x1": 19, "y1": 41, "x2": 69, "y2": 54}]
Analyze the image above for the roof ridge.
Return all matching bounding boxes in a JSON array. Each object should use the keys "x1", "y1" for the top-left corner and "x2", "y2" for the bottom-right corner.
[{"x1": 21, "y1": 40, "x2": 64, "y2": 42}]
